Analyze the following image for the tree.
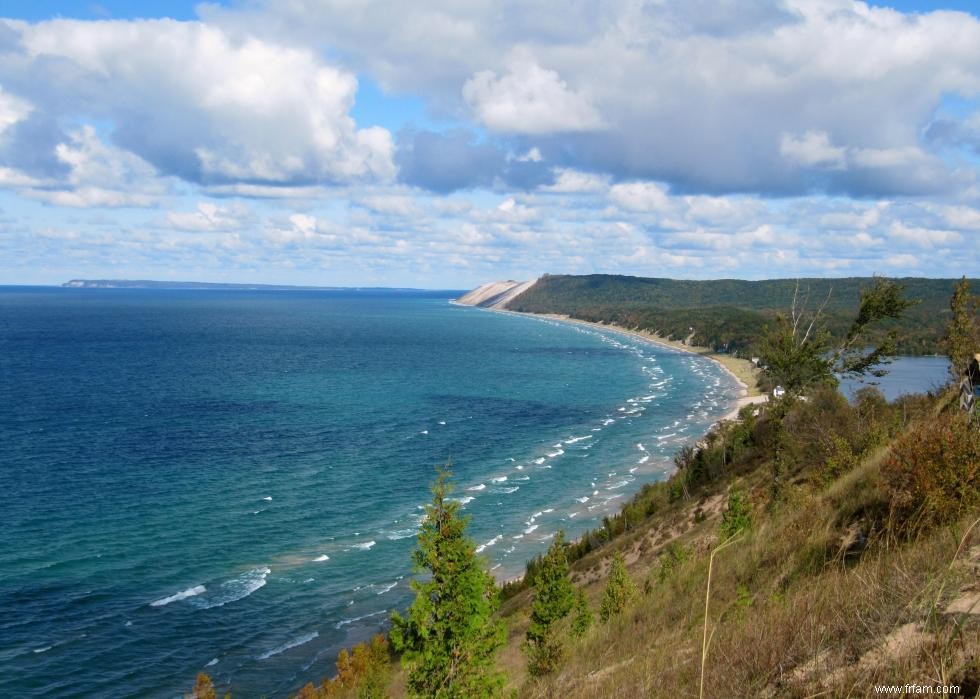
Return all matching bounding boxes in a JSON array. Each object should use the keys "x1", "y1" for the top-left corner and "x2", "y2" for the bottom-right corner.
[
  {"x1": 945, "y1": 277, "x2": 978, "y2": 380},
  {"x1": 390, "y1": 468, "x2": 505, "y2": 698},
  {"x1": 759, "y1": 277, "x2": 916, "y2": 397},
  {"x1": 523, "y1": 531, "x2": 575, "y2": 675},
  {"x1": 599, "y1": 552, "x2": 637, "y2": 621},
  {"x1": 758, "y1": 277, "x2": 915, "y2": 499},
  {"x1": 192, "y1": 673, "x2": 217, "y2": 699},
  {"x1": 571, "y1": 588, "x2": 593, "y2": 637}
]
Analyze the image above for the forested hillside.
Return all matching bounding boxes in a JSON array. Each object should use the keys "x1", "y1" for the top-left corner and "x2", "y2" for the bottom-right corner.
[{"x1": 507, "y1": 274, "x2": 977, "y2": 355}]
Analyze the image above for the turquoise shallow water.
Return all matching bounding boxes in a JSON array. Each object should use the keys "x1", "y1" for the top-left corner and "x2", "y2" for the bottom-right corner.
[{"x1": 0, "y1": 288, "x2": 740, "y2": 697}]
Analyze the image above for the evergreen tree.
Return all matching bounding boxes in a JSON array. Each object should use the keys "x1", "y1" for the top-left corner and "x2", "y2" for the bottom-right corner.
[
  {"x1": 599, "y1": 552, "x2": 637, "y2": 621},
  {"x1": 946, "y1": 277, "x2": 978, "y2": 379},
  {"x1": 570, "y1": 588, "x2": 593, "y2": 637},
  {"x1": 523, "y1": 531, "x2": 575, "y2": 675},
  {"x1": 390, "y1": 468, "x2": 505, "y2": 698}
]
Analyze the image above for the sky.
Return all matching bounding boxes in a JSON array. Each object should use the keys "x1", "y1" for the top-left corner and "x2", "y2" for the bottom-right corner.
[{"x1": 0, "y1": 1, "x2": 979, "y2": 287}]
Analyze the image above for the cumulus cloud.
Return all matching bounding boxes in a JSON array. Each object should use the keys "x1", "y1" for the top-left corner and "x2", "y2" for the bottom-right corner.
[
  {"x1": 463, "y1": 51, "x2": 604, "y2": 134},
  {"x1": 0, "y1": 18, "x2": 394, "y2": 191},
  {"x1": 204, "y1": 0, "x2": 980, "y2": 197}
]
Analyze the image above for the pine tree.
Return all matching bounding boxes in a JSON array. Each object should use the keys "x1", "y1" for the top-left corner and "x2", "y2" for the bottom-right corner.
[
  {"x1": 570, "y1": 588, "x2": 593, "y2": 637},
  {"x1": 390, "y1": 468, "x2": 505, "y2": 698},
  {"x1": 523, "y1": 531, "x2": 575, "y2": 675},
  {"x1": 599, "y1": 552, "x2": 637, "y2": 622},
  {"x1": 946, "y1": 277, "x2": 978, "y2": 379}
]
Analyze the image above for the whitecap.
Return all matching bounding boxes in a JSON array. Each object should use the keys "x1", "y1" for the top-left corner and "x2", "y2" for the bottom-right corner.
[
  {"x1": 313, "y1": 555, "x2": 330, "y2": 562},
  {"x1": 636, "y1": 443, "x2": 647, "y2": 452},
  {"x1": 349, "y1": 541, "x2": 376, "y2": 551},
  {"x1": 262, "y1": 496, "x2": 272, "y2": 501},
  {"x1": 206, "y1": 658, "x2": 219, "y2": 667},
  {"x1": 543, "y1": 508, "x2": 554, "y2": 514},
  {"x1": 564, "y1": 435, "x2": 592, "y2": 444},
  {"x1": 547, "y1": 449, "x2": 564, "y2": 458},
  {"x1": 420, "y1": 430, "x2": 428, "y2": 435},
  {"x1": 335, "y1": 610, "x2": 387, "y2": 629},
  {"x1": 258, "y1": 631, "x2": 319, "y2": 660},
  {"x1": 438, "y1": 421, "x2": 446, "y2": 425},
  {"x1": 375, "y1": 581, "x2": 398, "y2": 595},
  {"x1": 497, "y1": 486, "x2": 519, "y2": 494},
  {"x1": 467, "y1": 483, "x2": 487, "y2": 491},
  {"x1": 638, "y1": 455, "x2": 650, "y2": 464},
  {"x1": 385, "y1": 529, "x2": 416, "y2": 540},
  {"x1": 576, "y1": 496, "x2": 590, "y2": 503},
  {"x1": 33, "y1": 646, "x2": 51, "y2": 654},
  {"x1": 475, "y1": 535, "x2": 503, "y2": 553},
  {"x1": 490, "y1": 476, "x2": 508, "y2": 483},
  {"x1": 524, "y1": 524, "x2": 539, "y2": 534},
  {"x1": 533, "y1": 457, "x2": 545, "y2": 465},
  {"x1": 657, "y1": 433, "x2": 676, "y2": 441},
  {"x1": 190, "y1": 569, "x2": 270, "y2": 609},
  {"x1": 151, "y1": 584, "x2": 206, "y2": 607}
]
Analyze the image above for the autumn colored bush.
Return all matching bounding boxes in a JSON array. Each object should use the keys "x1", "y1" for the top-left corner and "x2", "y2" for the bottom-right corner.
[{"x1": 881, "y1": 411, "x2": 980, "y2": 536}]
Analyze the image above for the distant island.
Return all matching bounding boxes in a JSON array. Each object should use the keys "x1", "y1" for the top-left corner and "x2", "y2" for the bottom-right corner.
[{"x1": 62, "y1": 279, "x2": 433, "y2": 292}]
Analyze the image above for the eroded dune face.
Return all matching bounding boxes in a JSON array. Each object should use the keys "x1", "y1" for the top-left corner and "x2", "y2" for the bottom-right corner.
[{"x1": 455, "y1": 280, "x2": 536, "y2": 308}]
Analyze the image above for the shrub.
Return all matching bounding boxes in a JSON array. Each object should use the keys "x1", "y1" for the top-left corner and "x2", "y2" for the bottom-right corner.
[
  {"x1": 881, "y1": 412, "x2": 980, "y2": 536},
  {"x1": 523, "y1": 532, "x2": 575, "y2": 676},
  {"x1": 719, "y1": 489, "x2": 753, "y2": 539},
  {"x1": 599, "y1": 552, "x2": 637, "y2": 621},
  {"x1": 570, "y1": 588, "x2": 593, "y2": 637}
]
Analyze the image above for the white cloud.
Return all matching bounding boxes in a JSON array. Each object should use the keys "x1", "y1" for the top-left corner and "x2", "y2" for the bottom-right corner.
[
  {"x1": 609, "y1": 182, "x2": 672, "y2": 212},
  {"x1": 462, "y1": 51, "x2": 604, "y2": 134},
  {"x1": 542, "y1": 168, "x2": 609, "y2": 194},
  {"x1": 5, "y1": 18, "x2": 394, "y2": 187},
  {"x1": 780, "y1": 130, "x2": 847, "y2": 169},
  {"x1": 0, "y1": 87, "x2": 32, "y2": 137}
]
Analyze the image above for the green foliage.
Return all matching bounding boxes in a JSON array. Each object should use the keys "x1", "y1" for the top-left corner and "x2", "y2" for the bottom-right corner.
[
  {"x1": 719, "y1": 489, "x2": 753, "y2": 539},
  {"x1": 945, "y1": 277, "x2": 979, "y2": 379},
  {"x1": 599, "y1": 552, "x2": 637, "y2": 621},
  {"x1": 294, "y1": 634, "x2": 391, "y2": 699},
  {"x1": 509, "y1": 273, "x2": 973, "y2": 355},
  {"x1": 390, "y1": 468, "x2": 505, "y2": 698},
  {"x1": 523, "y1": 531, "x2": 575, "y2": 675},
  {"x1": 881, "y1": 412, "x2": 980, "y2": 537},
  {"x1": 656, "y1": 542, "x2": 689, "y2": 584},
  {"x1": 570, "y1": 588, "x2": 593, "y2": 637}
]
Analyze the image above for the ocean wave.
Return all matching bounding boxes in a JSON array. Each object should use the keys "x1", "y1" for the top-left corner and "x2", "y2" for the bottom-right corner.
[
  {"x1": 476, "y1": 534, "x2": 503, "y2": 553},
  {"x1": 190, "y1": 568, "x2": 270, "y2": 609},
  {"x1": 467, "y1": 483, "x2": 487, "y2": 491},
  {"x1": 533, "y1": 457, "x2": 545, "y2": 465},
  {"x1": 262, "y1": 496, "x2": 272, "y2": 501},
  {"x1": 575, "y1": 496, "x2": 590, "y2": 503},
  {"x1": 313, "y1": 555, "x2": 330, "y2": 562},
  {"x1": 150, "y1": 584, "x2": 206, "y2": 607},
  {"x1": 546, "y1": 448, "x2": 564, "y2": 458},
  {"x1": 206, "y1": 658, "x2": 219, "y2": 667},
  {"x1": 335, "y1": 609, "x2": 387, "y2": 629},
  {"x1": 375, "y1": 581, "x2": 398, "y2": 595},
  {"x1": 524, "y1": 524, "x2": 539, "y2": 534},
  {"x1": 564, "y1": 435, "x2": 592, "y2": 444},
  {"x1": 496, "y1": 486, "x2": 519, "y2": 494},
  {"x1": 638, "y1": 455, "x2": 650, "y2": 464},
  {"x1": 490, "y1": 476, "x2": 507, "y2": 483},
  {"x1": 258, "y1": 631, "x2": 319, "y2": 660},
  {"x1": 348, "y1": 541, "x2": 376, "y2": 551},
  {"x1": 385, "y1": 529, "x2": 416, "y2": 540},
  {"x1": 636, "y1": 443, "x2": 647, "y2": 451},
  {"x1": 33, "y1": 646, "x2": 52, "y2": 654}
]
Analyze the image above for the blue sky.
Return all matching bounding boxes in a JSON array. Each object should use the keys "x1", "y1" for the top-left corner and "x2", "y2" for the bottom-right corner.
[{"x1": 0, "y1": 1, "x2": 978, "y2": 286}]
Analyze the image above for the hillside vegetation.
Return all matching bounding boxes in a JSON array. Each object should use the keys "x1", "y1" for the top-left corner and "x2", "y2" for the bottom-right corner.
[{"x1": 507, "y1": 274, "x2": 977, "y2": 355}]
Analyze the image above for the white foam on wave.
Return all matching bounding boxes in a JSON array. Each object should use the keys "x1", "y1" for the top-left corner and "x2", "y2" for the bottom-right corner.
[
  {"x1": 151, "y1": 584, "x2": 207, "y2": 607},
  {"x1": 313, "y1": 555, "x2": 330, "y2": 562},
  {"x1": 451, "y1": 496, "x2": 474, "y2": 505},
  {"x1": 467, "y1": 483, "x2": 487, "y2": 491},
  {"x1": 190, "y1": 568, "x2": 270, "y2": 609},
  {"x1": 375, "y1": 581, "x2": 398, "y2": 595},
  {"x1": 438, "y1": 420, "x2": 446, "y2": 425},
  {"x1": 34, "y1": 646, "x2": 52, "y2": 654},
  {"x1": 603, "y1": 419, "x2": 615, "y2": 425},
  {"x1": 420, "y1": 430, "x2": 428, "y2": 435},
  {"x1": 490, "y1": 476, "x2": 508, "y2": 483},
  {"x1": 547, "y1": 449, "x2": 564, "y2": 458},
  {"x1": 349, "y1": 541, "x2": 376, "y2": 551},
  {"x1": 533, "y1": 457, "x2": 545, "y2": 465},
  {"x1": 385, "y1": 529, "x2": 416, "y2": 540},
  {"x1": 564, "y1": 435, "x2": 592, "y2": 444},
  {"x1": 206, "y1": 658, "x2": 218, "y2": 667},
  {"x1": 335, "y1": 609, "x2": 387, "y2": 629},
  {"x1": 524, "y1": 524, "x2": 539, "y2": 534},
  {"x1": 638, "y1": 455, "x2": 650, "y2": 464},
  {"x1": 476, "y1": 534, "x2": 503, "y2": 553},
  {"x1": 262, "y1": 496, "x2": 273, "y2": 501},
  {"x1": 258, "y1": 631, "x2": 320, "y2": 660},
  {"x1": 607, "y1": 479, "x2": 632, "y2": 490},
  {"x1": 637, "y1": 443, "x2": 647, "y2": 452},
  {"x1": 497, "y1": 486, "x2": 519, "y2": 494},
  {"x1": 576, "y1": 496, "x2": 590, "y2": 503},
  {"x1": 657, "y1": 433, "x2": 676, "y2": 441}
]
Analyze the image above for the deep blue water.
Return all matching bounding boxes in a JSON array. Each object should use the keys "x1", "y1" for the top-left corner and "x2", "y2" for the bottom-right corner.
[
  {"x1": 0, "y1": 288, "x2": 741, "y2": 698},
  {"x1": 839, "y1": 356, "x2": 951, "y2": 401}
]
